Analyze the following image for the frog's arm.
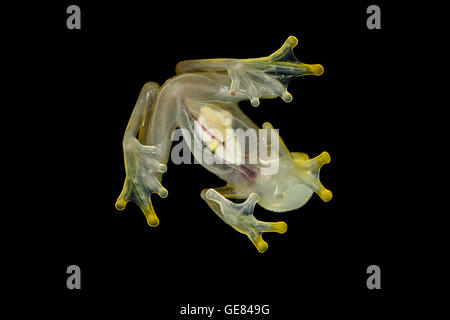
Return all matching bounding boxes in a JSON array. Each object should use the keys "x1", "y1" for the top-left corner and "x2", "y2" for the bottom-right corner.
[
  {"x1": 201, "y1": 187, "x2": 287, "y2": 253},
  {"x1": 115, "y1": 82, "x2": 174, "y2": 227},
  {"x1": 176, "y1": 36, "x2": 323, "y2": 107}
]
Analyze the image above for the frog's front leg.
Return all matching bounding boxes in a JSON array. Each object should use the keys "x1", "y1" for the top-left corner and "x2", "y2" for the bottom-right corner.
[
  {"x1": 115, "y1": 82, "x2": 169, "y2": 227},
  {"x1": 201, "y1": 187, "x2": 287, "y2": 253},
  {"x1": 176, "y1": 36, "x2": 323, "y2": 107}
]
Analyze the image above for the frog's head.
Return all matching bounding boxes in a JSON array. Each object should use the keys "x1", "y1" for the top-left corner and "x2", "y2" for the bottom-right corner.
[{"x1": 258, "y1": 123, "x2": 332, "y2": 212}]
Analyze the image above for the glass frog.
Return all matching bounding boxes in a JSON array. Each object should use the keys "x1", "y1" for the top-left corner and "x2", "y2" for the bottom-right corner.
[{"x1": 115, "y1": 36, "x2": 332, "y2": 252}]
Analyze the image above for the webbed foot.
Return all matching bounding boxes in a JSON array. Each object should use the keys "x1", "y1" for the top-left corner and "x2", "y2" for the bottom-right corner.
[
  {"x1": 294, "y1": 151, "x2": 333, "y2": 202},
  {"x1": 263, "y1": 122, "x2": 332, "y2": 202},
  {"x1": 115, "y1": 136, "x2": 168, "y2": 227},
  {"x1": 175, "y1": 36, "x2": 324, "y2": 107},
  {"x1": 227, "y1": 36, "x2": 324, "y2": 106},
  {"x1": 203, "y1": 189, "x2": 287, "y2": 253}
]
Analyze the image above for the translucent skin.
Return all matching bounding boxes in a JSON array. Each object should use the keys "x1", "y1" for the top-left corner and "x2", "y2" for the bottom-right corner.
[{"x1": 116, "y1": 36, "x2": 332, "y2": 252}]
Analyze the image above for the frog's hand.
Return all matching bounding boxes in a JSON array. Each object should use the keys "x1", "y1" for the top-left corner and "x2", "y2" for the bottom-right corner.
[
  {"x1": 201, "y1": 188, "x2": 287, "y2": 253},
  {"x1": 176, "y1": 36, "x2": 323, "y2": 107},
  {"x1": 115, "y1": 82, "x2": 168, "y2": 227}
]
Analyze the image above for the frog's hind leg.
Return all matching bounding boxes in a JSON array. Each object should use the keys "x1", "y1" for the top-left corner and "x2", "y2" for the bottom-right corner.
[
  {"x1": 115, "y1": 82, "x2": 169, "y2": 227},
  {"x1": 176, "y1": 36, "x2": 324, "y2": 107},
  {"x1": 200, "y1": 187, "x2": 287, "y2": 253}
]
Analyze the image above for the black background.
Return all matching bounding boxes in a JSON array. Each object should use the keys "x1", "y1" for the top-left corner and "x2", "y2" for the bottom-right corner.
[{"x1": 15, "y1": 1, "x2": 432, "y2": 317}]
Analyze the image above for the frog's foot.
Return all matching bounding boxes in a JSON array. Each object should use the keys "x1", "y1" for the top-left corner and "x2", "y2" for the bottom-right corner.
[
  {"x1": 115, "y1": 137, "x2": 168, "y2": 227},
  {"x1": 294, "y1": 151, "x2": 333, "y2": 202},
  {"x1": 176, "y1": 36, "x2": 323, "y2": 107},
  {"x1": 262, "y1": 122, "x2": 332, "y2": 202},
  {"x1": 227, "y1": 36, "x2": 324, "y2": 106},
  {"x1": 202, "y1": 189, "x2": 287, "y2": 253}
]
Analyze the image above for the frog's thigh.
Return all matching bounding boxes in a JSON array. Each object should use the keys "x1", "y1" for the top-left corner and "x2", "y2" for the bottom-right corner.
[{"x1": 200, "y1": 187, "x2": 287, "y2": 253}]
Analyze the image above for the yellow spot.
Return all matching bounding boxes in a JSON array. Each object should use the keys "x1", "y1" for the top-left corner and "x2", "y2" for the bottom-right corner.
[
  {"x1": 272, "y1": 221, "x2": 288, "y2": 234},
  {"x1": 319, "y1": 189, "x2": 333, "y2": 202},
  {"x1": 255, "y1": 238, "x2": 269, "y2": 253},
  {"x1": 320, "y1": 151, "x2": 331, "y2": 164},
  {"x1": 141, "y1": 201, "x2": 160, "y2": 227},
  {"x1": 208, "y1": 139, "x2": 220, "y2": 152},
  {"x1": 115, "y1": 199, "x2": 127, "y2": 211},
  {"x1": 147, "y1": 215, "x2": 159, "y2": 227}
]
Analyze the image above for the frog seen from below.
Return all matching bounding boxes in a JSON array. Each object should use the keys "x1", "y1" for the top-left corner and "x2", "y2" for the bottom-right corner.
[{"x1": 116, "y1": 36, "x2": 332, "y2": 252}]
